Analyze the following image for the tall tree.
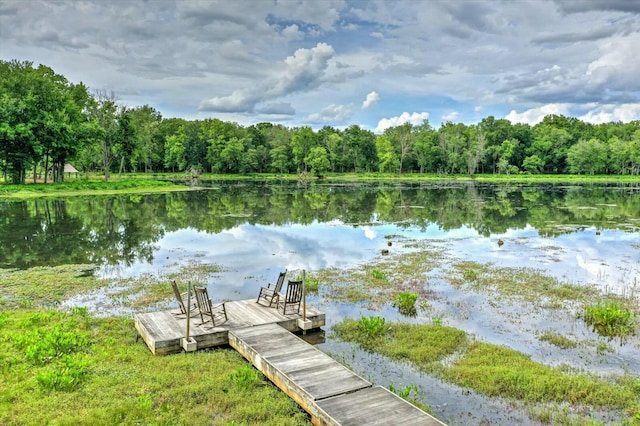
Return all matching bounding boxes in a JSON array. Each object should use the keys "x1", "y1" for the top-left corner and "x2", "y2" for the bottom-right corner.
[
  {"x1": 384, "y1": 123, "x2": 414, "y2": 174},
  {"x1": 413, "y1": 120, "x2": 440, "y2": 173},
  {"x1": 291, "y1": 126, "x2": 316, "y2": 173},
  {"x1": 89, "y1": 91, "x2": 120, "y2": 180}
]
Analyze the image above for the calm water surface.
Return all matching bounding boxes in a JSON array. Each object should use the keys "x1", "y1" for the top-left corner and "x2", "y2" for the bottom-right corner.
[{"x1": 2, "y1": 180, "x2": 639, "y2": 425}]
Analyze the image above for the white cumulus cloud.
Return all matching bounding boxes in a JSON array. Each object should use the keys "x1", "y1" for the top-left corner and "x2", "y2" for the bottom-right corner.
[
  {"x1": 200, "y1": 42, "x2": 335, "y2": 112},
  {"x1": 361, "y1": 91, "x2": 379, "y2": 109},
  {"x1": 281, "y1": 24, "x2": 304, "y2": 41},
  {"x1": 375, "y1": 112, "x2": 430, "y2": 133},
  {"x1": 505, "y1": 104, "x2": 571, "y2": 125},
  {"x1": 579, "y1": 104, "x2": 640, "y2": 124},
  {"x1": 441, "y1": 111, "x2": 461, "y2": 122},
  {"x1": 308, "y1": 103, "x2": 354, "y2": 123}
]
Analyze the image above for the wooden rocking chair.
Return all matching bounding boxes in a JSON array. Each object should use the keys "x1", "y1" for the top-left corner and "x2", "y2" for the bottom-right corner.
[
  {"x1": 277, "y1": 280, "x2": 303, "y2": 315},
  {"x1": 194, "y1": 286, "x2": 228, "y2": 327},
  {"x1": 256, "y1": 270, "x2": 287, "y2": 307},
  {"x1": 171, "y1": 280, "x2": 198, "y2": 317}
]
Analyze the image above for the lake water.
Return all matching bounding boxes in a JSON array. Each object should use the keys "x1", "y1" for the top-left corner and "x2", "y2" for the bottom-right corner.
[{"x1": 1, "y1": 180, "x2": 639, "y2": 424}]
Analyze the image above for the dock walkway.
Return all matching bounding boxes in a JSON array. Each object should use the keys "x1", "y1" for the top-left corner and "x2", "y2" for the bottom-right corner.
[{"x1": 230, "y1": 323, "x2": 445, "y2": 426}]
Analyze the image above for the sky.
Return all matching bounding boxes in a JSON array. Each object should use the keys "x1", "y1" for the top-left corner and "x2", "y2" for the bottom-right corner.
[{"x1": 1, "y1": 0, "x2": 640, "y2": 133}]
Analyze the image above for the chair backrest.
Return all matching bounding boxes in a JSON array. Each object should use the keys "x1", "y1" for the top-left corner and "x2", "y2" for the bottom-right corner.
[
  {"x1": 284, "y1": 280, "x2": 303, "y2": 303},
  {"x1": 274, "y1": 270, "x2": 287, "y2": 293},
  {"x1": 171, "y1": 280, "x2": 187, "y2": 314},
  {"x1": 194, "y1": 286, "x2": 212, "y2": 315}
]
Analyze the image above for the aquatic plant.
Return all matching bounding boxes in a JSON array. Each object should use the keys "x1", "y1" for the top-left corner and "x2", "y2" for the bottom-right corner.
[
  {"x1": 581, "y1": 301, "x2": 637, "y2": 339},
  {"x1": 393, "y1": 291, "x2": 418, "y2": 317},
  {"x1": 358, "y1": 316, "x2": 387, "y2": 338}
]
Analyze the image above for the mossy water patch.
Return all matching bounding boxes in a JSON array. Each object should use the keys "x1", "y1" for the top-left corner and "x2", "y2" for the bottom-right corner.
[
  {"x1": 450, "y1": 261, "x2": 600, "y2": 303},
  {"x1": 538, "y1": 331, "x2": 578, "y2": 349},
  {"x1": 0, "y1": 264, "x2": 107, "y2": 308}
]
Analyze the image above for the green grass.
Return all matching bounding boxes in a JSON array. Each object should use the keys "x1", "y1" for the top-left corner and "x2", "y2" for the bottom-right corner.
[
  {"x1": 333, "y1": 319, "x2": 467, "y2": 368},
  {"x1": 0, "y1": 308, "x2": 311, "y2": 425},
  {"x1": 444, "y1": 341, "x2": 639, "y2": 409},
  {"x1": 0, "y1": 178, "x2": 188, "y2": 199}
]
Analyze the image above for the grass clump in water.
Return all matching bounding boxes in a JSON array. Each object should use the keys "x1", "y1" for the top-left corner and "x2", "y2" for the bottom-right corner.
[
  {"x1": 581, "y1": 300, "x2": 637, "y2": 339},
  {"x1": 392, "y1": 291, "x2": 418, "y2": 317},
  {"x1": 333, "y1": 318, "x2": 467, "y2": 368},
  {"x1": 538, "y1": 331, "x2": 578, "y2": 349},
  {"x1": 444, "y1": 341, "x2": 639, "y2": 410}
]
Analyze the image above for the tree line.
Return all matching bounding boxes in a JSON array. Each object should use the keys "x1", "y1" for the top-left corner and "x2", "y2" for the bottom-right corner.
[{"x1": 2, "y1": 59, "x2": 640, "y2": 184}]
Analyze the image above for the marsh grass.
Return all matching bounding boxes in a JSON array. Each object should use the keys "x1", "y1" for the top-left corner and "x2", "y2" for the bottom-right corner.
[
  {"x1": 333, "y1": 319, "x2": 467, "y2": 369},
  {"x1": 0, "y1": 262, "x2": 231, "y2": 315},
  {"x1": 451, "y1": 262, "x2": 599, "y2": 303},
  {"x1": 388, "y1": 383, "x2": 432, "y2": 413},
  {"x1": 538, "y1": 332, "x2": 578, "y2": 349},
  {"x1": 333, "y1": 317, "x2": 640, "y2": 425},
  {"x1": 0, "y1": 308, "x2": 310, "y2": 425},
  {"x1": 314, "y1": 245, "x2": 444, "y2": 308},
  {"x1": 445, "y1": 341, "x2": 639, "y2": 410}
]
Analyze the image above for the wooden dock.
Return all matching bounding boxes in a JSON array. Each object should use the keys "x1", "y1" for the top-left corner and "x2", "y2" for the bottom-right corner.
[
  {"x1": 135, "y1": 299, "x2": 446, "y2": 425},
  {"x1": 134, "y1": 298, "x2": 325, "y2": 355},
  {"x1": 229, "y1": 323, "x2": 445, "y2": 426}
]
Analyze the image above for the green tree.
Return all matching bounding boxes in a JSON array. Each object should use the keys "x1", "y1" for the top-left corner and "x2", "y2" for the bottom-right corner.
[
  {"x1": 305, "y1": 146, "x2": 330, "y2": 177},
  {"x1": 291, "y1": 126, "x2": 316, "y2": 172},
  {"x1": 164, "y1": 125, "x2": 187, "y2": 172},
  {"x1": 375, "y1": 135, "x2": 399, "y2": 173},
  {"x1": 384, "y1": 123, "x2": 414, "y2": 174},
  {"x1": 89, "y1": 91, "x2": 120, "y2": 180},
  {"x1": 413, "y1": 120, "x2": 441, "y2": 173},
  {"x1": 220, "y1": 137, "x2": 245, "y2": 173},
  {"x1": 128, "y1": 105, "x2": 162, "y2": 172},
  {"x1": 566, "y1": 138, "x2": 608, "y2": 175},
  {"x1": 522, "y1": 154, "x2": 545, "y2": 174},
  {"x1": 0, "y1": 60, "x2": 92, "y2": 183}
]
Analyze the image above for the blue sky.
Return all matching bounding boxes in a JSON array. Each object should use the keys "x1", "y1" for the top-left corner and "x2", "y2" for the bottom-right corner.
[{"x1": 1, "y1": 0, "x2": 639, "y2": 132}]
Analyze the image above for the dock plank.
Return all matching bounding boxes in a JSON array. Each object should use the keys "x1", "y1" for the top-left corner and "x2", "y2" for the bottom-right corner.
[
  {"x1": 229, "y1": 323, "x2": 372, "y2": 416},
  {"x1": 315, "y1": 386, "x2": 446, "y2": 426}
]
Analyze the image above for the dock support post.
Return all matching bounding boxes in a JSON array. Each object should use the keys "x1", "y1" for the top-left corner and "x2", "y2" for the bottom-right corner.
[
  {"x1": 298, "y1": 270, "x2": 312, "y2": 334},
  {"x1": 181, "y1": 281, "x2": 197, "y2": 352}
]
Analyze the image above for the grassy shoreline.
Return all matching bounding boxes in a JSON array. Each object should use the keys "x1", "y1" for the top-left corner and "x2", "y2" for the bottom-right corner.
[
  {"x1": 0, "y1": 265, "x2": 311, "y2": 425},
  {"x1": 1, "y1": 172, "x2": 639, "y2": 200}
]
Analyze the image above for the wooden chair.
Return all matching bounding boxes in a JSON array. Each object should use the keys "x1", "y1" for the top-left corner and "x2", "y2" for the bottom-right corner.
[
  {"x1": 194, "y1": 286, "x2": 228, "y2": 327},
  {"x1": 171, "y1": 280, "x2": 198, "y2": 317},
  {"x1": 256, "y1": 270, "x2": 287, "y2": 307},
  {"x1": 277, "y1": 280, "x2": 303, "y2": 315}
]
